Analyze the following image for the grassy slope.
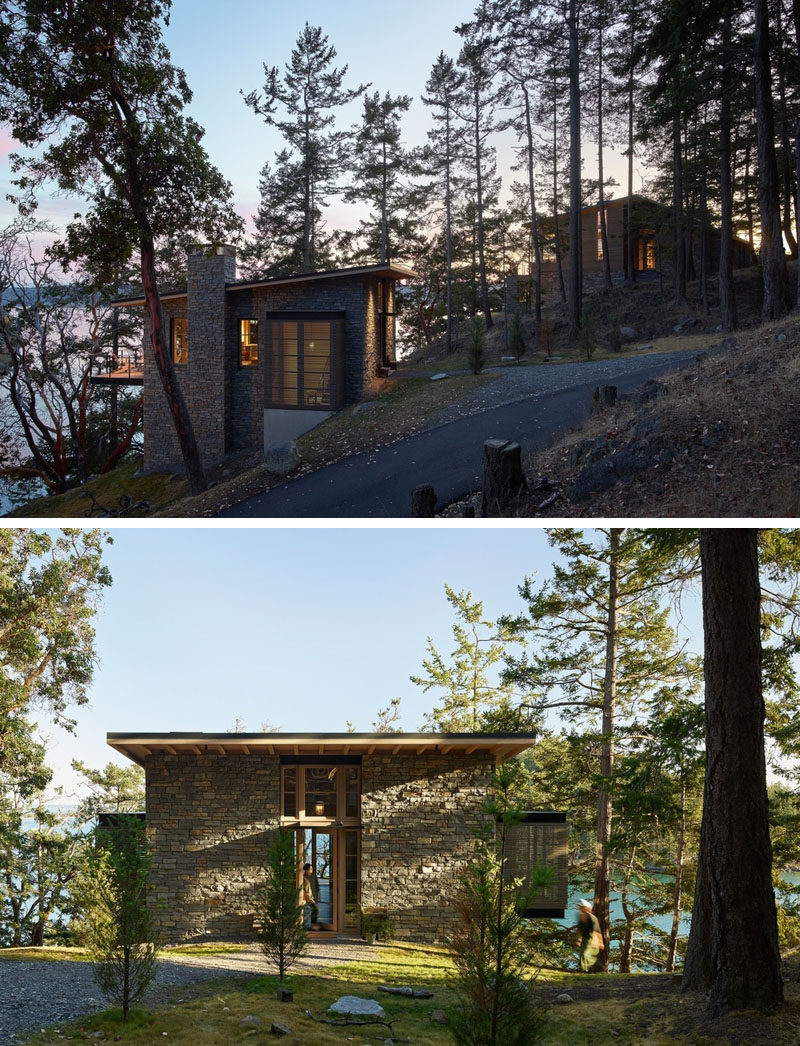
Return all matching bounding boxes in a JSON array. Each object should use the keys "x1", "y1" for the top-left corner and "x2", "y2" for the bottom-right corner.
[{"x1": 12, "y1": 943, "x2": 800, "y2": 1045}]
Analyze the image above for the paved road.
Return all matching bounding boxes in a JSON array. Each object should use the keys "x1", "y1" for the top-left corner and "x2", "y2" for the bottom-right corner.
[{"x1": 219, "y1": 353, "x2": 698, "y2": 519}]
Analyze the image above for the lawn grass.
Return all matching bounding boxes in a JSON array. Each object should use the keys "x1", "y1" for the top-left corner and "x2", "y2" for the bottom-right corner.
[{"x1": 14, "y1": 941, "x2": 787, "y2": 1045}]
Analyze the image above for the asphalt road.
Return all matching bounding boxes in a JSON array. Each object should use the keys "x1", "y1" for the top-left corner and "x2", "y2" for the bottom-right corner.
[{"x1": 219, "y1": 353, "x2": 697, "y2": 519}]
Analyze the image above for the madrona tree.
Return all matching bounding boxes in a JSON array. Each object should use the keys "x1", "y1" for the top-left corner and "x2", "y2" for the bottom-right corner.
[{"x1": 0, "y1": 0, "x2": 242, "y2": 494}]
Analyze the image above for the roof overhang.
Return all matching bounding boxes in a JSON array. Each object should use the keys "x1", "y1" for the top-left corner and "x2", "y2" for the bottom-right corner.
[
  {"x1": 107, "y1": 731, "x2": 535, "y2": 765},
  {"x1": 110, "y1": 263, "x2": 418, "y2": 309}
]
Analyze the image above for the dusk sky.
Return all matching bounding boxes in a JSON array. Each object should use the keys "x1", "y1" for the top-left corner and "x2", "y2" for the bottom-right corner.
[
  {"x1": 0, "y1": 0, "x2": 640, "y2": 250},
  {"x1": 40, "y1": 526, "x2": 703, "y2": 801}
]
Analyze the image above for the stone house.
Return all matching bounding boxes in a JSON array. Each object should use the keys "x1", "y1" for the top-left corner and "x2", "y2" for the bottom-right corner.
[
  {"x1": 104, "y1": 249, "x2": 416, "y2": 474},
  {"x1": 106, "y1": 731, "x2": 566, "y2": 943},
  {"x1": 508, "y1": 194, "x2": 756, "y2": 305}
]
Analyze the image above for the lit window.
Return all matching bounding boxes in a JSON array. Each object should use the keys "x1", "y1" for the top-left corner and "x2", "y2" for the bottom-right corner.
[
  {"x1": 239, "y1": 318, "x2": 259, "y2": 367},
  {"x1": 597, "y1": 210, "x2": 604, "y2": 260},
  {"x1": 280, "y1": 764, "x2": 361, "y2": 821},
  {"x1": 171, "y1": 317, "x2": 188, "y2": 365}
]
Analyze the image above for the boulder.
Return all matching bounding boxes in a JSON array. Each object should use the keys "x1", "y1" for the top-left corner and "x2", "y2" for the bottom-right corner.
[
  {"x1": 270, "y1": 1022, "x2": 291, "y2": 1036},
  {"x1": 264, "y1": 441, "x2": 300, "y2": 476},
  {"x1": 430, "y1": 372, "x2": 448, "y2": 381},
  {"x1": 554, "y1": 993, "x2": 574, "y2": 1005},
  {"x1": 328, "y1": 996, "x2": 386, "y2": 1018},
  {"x1": 240, "y1": 1015, "x2": 263, "y2": 1029},
  {"x1": 430, "y1": 1009, "x2": 449, "y2": 1025},
  {"x1": 619, "y1": 325, "x2": 637, "y2": 341}
]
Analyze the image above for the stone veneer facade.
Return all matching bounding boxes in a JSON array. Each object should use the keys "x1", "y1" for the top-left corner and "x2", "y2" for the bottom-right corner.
[
  {"x1": 143, "y1": 248, "x2": 398, "y2": 474},
  {"x1": 144, "y1": 750, "x2": 494, "y2": 943}
]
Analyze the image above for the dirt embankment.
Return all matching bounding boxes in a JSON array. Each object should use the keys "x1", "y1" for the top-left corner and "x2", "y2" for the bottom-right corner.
[{"x1": 447, "y1": 308, "x2": 800, "y2": 519}]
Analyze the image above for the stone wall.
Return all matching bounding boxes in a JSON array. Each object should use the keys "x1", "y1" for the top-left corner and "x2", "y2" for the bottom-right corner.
[
  {"x1": 145, "y1": 751, "x2": 280, "y2": 941},
  {"x1": 360, "y1": 751, "x2": 495, "y2": 942}
]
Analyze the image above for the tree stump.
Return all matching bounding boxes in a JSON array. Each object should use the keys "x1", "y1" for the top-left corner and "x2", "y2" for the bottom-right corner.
[
  {"x1": 481, "y1": 439, "x2": 526, "y2": 516},
  {"x1": 411, "y1": 484, "x2": 437, "y2": 517},
  {"x1": 594, "y1": 384, "x2": 617, "y2": 408}
]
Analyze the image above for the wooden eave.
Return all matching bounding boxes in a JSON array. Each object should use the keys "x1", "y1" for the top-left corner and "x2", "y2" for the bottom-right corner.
[
  {"x1": 107, "y1": 731, "x2": 535, "y2": 766},
  {"x1": 109, "y1": 263, "x2": 418, "y2": 309}
]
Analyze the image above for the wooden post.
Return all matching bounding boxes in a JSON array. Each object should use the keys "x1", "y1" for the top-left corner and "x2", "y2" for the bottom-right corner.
[
  {"x1": 411, "y1": 485, "x2": 437, "y2": 517},
  {"x1": 481, "y1": 439, "x2": 526, "y2": 516}
]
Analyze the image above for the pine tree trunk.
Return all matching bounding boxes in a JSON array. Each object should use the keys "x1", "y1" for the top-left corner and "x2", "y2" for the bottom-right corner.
[
  {"x1": 673, "y1": 111, "x2": 687, "y2": 303},
  {"x1": 597, "y1": 22, "x2": 612, "y2": 292},
  {"x1": 553, "y1": 91, "x2": 567, "y2": 304},
  {"x1": 666, "y1": 778, "x2": 687, "y2": 973},
  {"x1": 593, "y1": 527, "x2": 620, "y2": 971},
  {"x1": 625, "y1": 18, "x2": 636, "y2": 286},
  {"x1": 523, "y1": 86, "x2": 543, "y2": 322},
  {"x1": 567, "y1": 0, "x2": 583, "y2": 342},
  {"x1": 718, "y1": 6, "x2": 738, "y2": 331},
  {"x1": 700, "y1": 153, "x2": 709, "y2": 316},
  {"x1": 754, "y1": 0, "x2": 790, "y2": 319},
  {"x1": 682, "y1": 529, "x2": 783, "y2": 1014},
  {"x1": 445, "y1": 104, "x2": 454, "y2": 353},
  {"x1": 474, "y1": 83, "x2": 493, "y2": 330},
  {"x1": 775, "y1": 9, "x2": 798, "y2": 259},
  {"x1": 619, "y1": 849, "x2": 636, "y2": 974}
]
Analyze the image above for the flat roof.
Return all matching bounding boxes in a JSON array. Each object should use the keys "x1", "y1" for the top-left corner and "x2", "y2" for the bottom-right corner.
[
  {"x1": 107, "y1": 731, "x2": 535, "y2": 765},
  {"x1": 110, "y1": 262, "x2": 418, "y2": 308}
]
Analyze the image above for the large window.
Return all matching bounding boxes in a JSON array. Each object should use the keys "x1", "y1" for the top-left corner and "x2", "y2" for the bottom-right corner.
[
  {"x1": 239, "y1": 318, "x2": 259, "y2": 367},
  {"x1": 281, "y1": 763, "x2": 360, "y2": 822},
  {"x1": 171, "y1": 317, "x2": 188, "y2": 365},
  {"x1": 268, "y1": 316, "x2": 341, "y2": 410}
]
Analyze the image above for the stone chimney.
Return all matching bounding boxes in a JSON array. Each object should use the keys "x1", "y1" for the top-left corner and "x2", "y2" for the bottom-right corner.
[{"x1": 184, "y1": 245, "x2": 238, "y2": 467}]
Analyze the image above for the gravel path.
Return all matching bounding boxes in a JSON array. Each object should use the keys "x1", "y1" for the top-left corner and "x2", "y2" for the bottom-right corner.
[
  {"x1": 428, "y1": 350, "x2": 697, "y2": 425},
  {"x1": 0, "y1": 939, "x2": 380, "y2": 1042}
]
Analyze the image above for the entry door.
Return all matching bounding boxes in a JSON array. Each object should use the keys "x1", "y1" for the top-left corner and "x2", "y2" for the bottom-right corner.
[{"x1": 303, "y1": 828, "x2": 336, "y2": 931}]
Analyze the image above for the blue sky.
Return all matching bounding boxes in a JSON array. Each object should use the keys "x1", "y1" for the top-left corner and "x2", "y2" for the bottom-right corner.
[
  {"x1": 0, "y1": 0, "x2": 639, "y2": 246},
  {"x1": 43, "y1": 526, "x2": 703, "y2": 800}
]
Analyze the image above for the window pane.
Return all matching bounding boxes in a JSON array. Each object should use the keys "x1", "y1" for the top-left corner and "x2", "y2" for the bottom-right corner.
[
  {"x1": 345, "y1": 830, "x2": 359, "y2": 930},
  {"x1": 282, "y1": 767, "x2": 297, "y2": 817},
  {"x1": 239, "y1": 318, "x2": 259, "y2": 367},
  {"x1": 303, "y1": 322, "x2": 331, "y2": 408},
  {"x1": 345, "y1": 767, "x2": 360, "y2": 819},
  {"x1": 271, "y1": 322, "x2": 298, "y2": 406},
  {"x1": 305, "y1": 766, "x2": 337, "y2": 817},
  {"x1": 172, "y1": 317, "x2": 188, "y2": 365}
]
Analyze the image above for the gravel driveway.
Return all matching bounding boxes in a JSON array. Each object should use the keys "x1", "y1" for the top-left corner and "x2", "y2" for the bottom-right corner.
[
  {"x1": 0, "y1": 939, "x2": 380, "y2": 1042},
  {"x1": 430, "y1": 350, "x2": 697, "y2": 425}
]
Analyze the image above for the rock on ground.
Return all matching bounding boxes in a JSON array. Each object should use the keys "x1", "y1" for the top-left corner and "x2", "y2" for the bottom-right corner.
[{"x1": 327, "y1": 995, "x2": 386, "y2": 1018}]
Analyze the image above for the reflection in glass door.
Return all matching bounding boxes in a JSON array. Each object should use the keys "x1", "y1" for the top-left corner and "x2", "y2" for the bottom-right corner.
[{"x1": 302, "y1": 829, "x2": 334, "y2": 931}]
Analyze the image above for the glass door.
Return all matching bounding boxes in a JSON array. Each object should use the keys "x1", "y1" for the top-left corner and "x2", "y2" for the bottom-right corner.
[{"x1": 302, "y1": 828, "x2": 335, "y2": 931}]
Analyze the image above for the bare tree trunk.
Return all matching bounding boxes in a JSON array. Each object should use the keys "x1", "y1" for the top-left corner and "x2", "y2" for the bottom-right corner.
[
  {"x1": 567, "y1": 0, "x2": 583, "y2": 342},
  {"x1": 139, "y1": 237, "x2": 207, "y2": 494},
  {"x1": 754, "y1": 0, "x2": 790, "y2": 319},
  {"x1": 474, "y1": 82, "x2": 493, "y2": 330},
  {"x1": 682, "y1": 529, "x2": 783, "y2": 1014},
  {"x1": 593, "y1": 526, "x2": 620, "y2": 972},
  {"x1": 719, "y1": 5, "x2": 738, "y2": 331}
]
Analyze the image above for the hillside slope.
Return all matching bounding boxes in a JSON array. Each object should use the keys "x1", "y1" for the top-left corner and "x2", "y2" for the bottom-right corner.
[{"x1": 454, "y1": 309, "x2": 800, "y2": 519}]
